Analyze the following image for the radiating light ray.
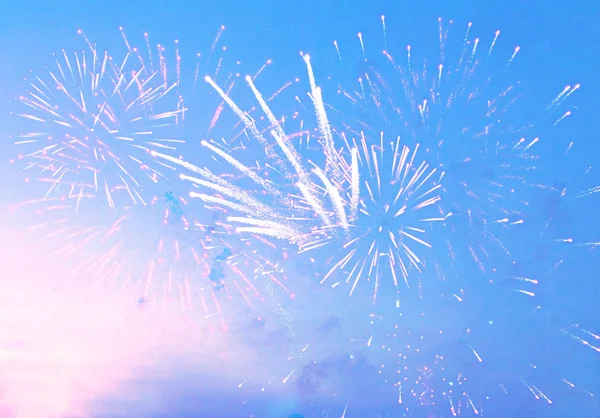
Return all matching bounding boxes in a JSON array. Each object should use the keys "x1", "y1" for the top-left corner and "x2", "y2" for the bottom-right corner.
[
  {"x1": 205, "y1": 75, "x2": 344, "y2": 230},
  {"x1": 159, "y1": 40, "x2": 446, "y2": 309},
  {"x1": 150, "y1": 149, "x2": 305, "y2": 241}
]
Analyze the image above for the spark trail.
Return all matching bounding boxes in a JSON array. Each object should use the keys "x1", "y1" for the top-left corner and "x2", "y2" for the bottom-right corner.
[{"x1": 152, "y1": 61, "x2": 358, "y2": 245}]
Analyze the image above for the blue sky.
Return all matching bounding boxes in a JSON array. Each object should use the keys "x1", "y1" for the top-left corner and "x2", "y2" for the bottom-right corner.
[
  {"x1": 1, "y1": 1, "x2": 599, "y2": 417},
  {"x1": 2, "y1": 0, "x2": 600, "y2": 196}
]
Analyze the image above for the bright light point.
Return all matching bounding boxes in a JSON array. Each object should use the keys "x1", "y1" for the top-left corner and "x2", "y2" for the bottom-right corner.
[
  {"x1": 204, "y1": 75, "x2": 211, "y2": 82},
  {"x1": 245, "y1": 75, "x2": 252, "y2": 82},
  {"x1": 200, "y1": 140, "x2": 208, "y2": 146}
]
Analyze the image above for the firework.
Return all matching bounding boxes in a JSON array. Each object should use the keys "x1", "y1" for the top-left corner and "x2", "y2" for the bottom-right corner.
[
  {"x1": 291, "y1": 135, "x2": 444, "y2": 307},
  {"x1": 312, "y1": 19, "x2": 593, "y2": 416},
  {"x1": 12, "y1": 26, "x2": 236, "y2": 210},
  {"x1": 9, "y1": 195, "x2": 109, "y2": 258},
  {"x1": 148, "y1": 17, "x2": 599, "y2": 418},
  {"x1": 65, "y1": 191, "x2": 294, "y2": 330},
  {"x1": 323, "y1": 18, "x2": 580, "y2": 279},
  {"x1": 149, "y1": 51, "x2": 443, "y2": 307},
  {"x1": 9, "y1": 182, "x2": 293, "y2": 332},
  {"x1": 148, "y1": 45, "x2": 357, "y2": 240},
  {"x1": 9, "y1": 17, "x2": 594, "y2": 418},
  {"x1": 233, "y1": 237, "x2": 597, "y2": 417},
  {"x1": 150, "y1": 18, "x2": 581, "y2": 308}
]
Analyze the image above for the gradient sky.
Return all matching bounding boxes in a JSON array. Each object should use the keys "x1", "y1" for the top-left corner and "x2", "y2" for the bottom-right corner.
[{"x1": 1, "y1": 1, "x2": 599, "y2": 417}]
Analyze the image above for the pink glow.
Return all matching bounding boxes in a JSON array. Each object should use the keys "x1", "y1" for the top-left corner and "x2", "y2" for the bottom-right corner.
[
  {"x1": 0, "y1": 219, "x2": 310, "y2": 416},
  {"x1": 0, "y1": 223, "x2": 238, "y2": 416},
  {"x1": 0, "y1": 199, "x2": 381, "y2": 415}
]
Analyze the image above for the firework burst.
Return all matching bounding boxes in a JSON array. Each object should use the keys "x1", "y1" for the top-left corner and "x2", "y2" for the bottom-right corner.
[
  {"x1": 149, "y1": 50, "x2": 359, "y2": 243},
  {"x1": 147, "y1": 48, "x2": 445, "y2": 307},
  {"x1": 147, "y1": 18, "x2": 580, "y2": 307},
  {"x1": 70, "y1": 193, "x2": 293, "y2": 330},
  {"x1": 12, "y1": 27, "x2": 238, "y2": 210},
  {"x1": 295, "y1": 133, "x2": 445, "y2": 307},
  {"x1": 10, "y1": 185, "x2": 293, "y2": 331},
  {"x1": 9, "y1": 195, "x2": 109, "y2": 258},
  {"x1": 150, "y1": 17, "x2": 599, "y2": 418},
  {"x1": 323, "y1": 17, "x2": 580, "y2": 277}
]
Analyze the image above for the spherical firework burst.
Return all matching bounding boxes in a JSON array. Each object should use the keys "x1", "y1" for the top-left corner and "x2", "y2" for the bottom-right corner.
[
  {"x1": 323, "y1": 17, "x2": 579, "y2": 278},
  {"x1": 12, "y1": 26, "x2": 235, "y2": 210},
  {"x1": 296, "y1": 134, "x2": 444, "y2": 307}
]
